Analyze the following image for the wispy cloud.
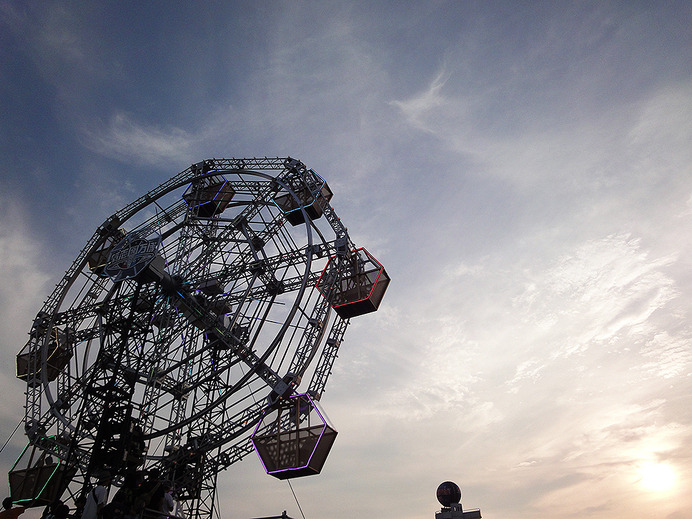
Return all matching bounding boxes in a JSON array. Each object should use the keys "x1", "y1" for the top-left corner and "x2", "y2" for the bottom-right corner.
[
  {"x1": 3, "y1": 3, "x2": 692, "y2": 518},
  {"x1": 389, "y1": 66, "x2": 452, "y2": 134},
  {"x1": 515, "y1": 234, "x2": 679, "y2": 357},
  {"x1": 81, "y1": 112, "x2": 197, "y2": 166},
  {"x1": 0, "y1": 199, "x2": 51, "y2": 348},
  {"x1": 0, "y1": 197, "x2": 51, "y2": 446}
]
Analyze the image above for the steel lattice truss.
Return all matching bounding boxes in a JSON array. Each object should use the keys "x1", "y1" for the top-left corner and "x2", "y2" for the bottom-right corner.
[{"x1": 15, "y1": 158, "x2": 375, "y2": 519}]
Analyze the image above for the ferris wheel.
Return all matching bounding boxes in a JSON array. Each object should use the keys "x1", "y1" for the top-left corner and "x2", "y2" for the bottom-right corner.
[{"x1": 10, "y1": 158, "x2": 389, "y2": 519}]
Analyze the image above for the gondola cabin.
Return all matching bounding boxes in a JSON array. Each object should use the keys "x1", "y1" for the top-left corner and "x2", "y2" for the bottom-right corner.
[
  {"x1": 251, "y1": 393, "x2": 337, "y2": 479},
  {"x1": 17, "y1": 327, "x2": 73, "y2": 383},
  {"x1": 183, "y1": 175, "x2": 236, "y2": 217},
  {"x1": 273, "y1": 170, "x2": 333, "y2": 226},
  {"x1": 8, "y1": 444, "x2": 76, "y2": 507},
  {"x1": 87, "y1": 228, "x2": 126, "y2": 275},
  {"x1": 316, "y1": 248, "x2": 390, "y2": 319}
]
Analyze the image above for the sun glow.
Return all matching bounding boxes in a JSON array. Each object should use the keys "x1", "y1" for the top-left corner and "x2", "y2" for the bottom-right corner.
[{"x1": 639, "y1": 462, "x2": 676, "y2": 493}]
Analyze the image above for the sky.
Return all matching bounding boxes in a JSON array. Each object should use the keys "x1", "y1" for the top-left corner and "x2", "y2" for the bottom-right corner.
[{"x1": 1, "y1": 1, "x2": 692, "y2": 518}]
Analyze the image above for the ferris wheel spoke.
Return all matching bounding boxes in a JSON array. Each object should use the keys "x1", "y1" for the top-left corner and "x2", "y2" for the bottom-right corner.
[{"x1": 12, "y1": 158, "x2": 388, "y2": 519}]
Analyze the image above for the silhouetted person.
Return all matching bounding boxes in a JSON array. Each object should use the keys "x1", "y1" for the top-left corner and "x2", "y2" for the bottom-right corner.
[
  {"x1": 135, "y1": 469, "x2": 162, "y2": 517},
  {"x1": 40, "y1": 499, "x2": 63, "y2": 519},
  {"x1": 111, "y1": 472, "x2": 142, "y2": 519},
  {"x1": 52, "y1": 504, "x2": 70, "y2": 519},
  {"x1": 0, "y1": 498, "x2": 25, "y2": 519},
  {"x1": 82, "y1": 474, "x2": 111, "y2": 519},
  {"x1": 156, "y1": 482, "x2": 174, "y2": 518},
  {"x1": 72, "y1": 495, "x2": 86, "y2": 519}
]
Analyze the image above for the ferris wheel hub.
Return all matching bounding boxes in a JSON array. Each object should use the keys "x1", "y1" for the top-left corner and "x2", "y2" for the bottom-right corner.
[{"x1": 11, "y1": 157, "x2": 390, "y2": 517}]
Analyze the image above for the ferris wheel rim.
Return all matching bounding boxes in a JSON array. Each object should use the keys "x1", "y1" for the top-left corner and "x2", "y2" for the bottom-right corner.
[
  {"x1": 14, "y1": 157, "x2": 374, "y2": 517},
  {"x1": 32, "y1": 165, "x2": 320, "y2": 435}
]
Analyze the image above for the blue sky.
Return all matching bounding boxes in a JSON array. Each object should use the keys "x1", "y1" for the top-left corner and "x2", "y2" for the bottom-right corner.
[{"x1": 1, "y1": 1, "x2": 692, "y2": 518}]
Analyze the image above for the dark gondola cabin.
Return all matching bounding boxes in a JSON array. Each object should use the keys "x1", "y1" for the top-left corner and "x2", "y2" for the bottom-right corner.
[
  {"x1": 317, "y1": 248, "x2": 390, "y2": 319},
  {"x1": 8, "y1": 444, "x2": 76, "y2": 507},
  {"x1": 182, "y1": 175, "x2": 236, "y2": 217},
  {"x1": 16, "y1": 327, "x2": 73, "y2": 383},
  {"x1": 251, "y1": 393, "x2": 337, "y2": 479},
  {"x1": 273, "y1": 170, "x2": 333, "y2": 226},
  {"x1": 88, "y1": 228, "x2": 126, "y2": 275}
]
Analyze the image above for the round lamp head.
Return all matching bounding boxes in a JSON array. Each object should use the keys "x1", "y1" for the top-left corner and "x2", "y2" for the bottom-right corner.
[{"x1": 436, "y1": 481, "x2": 462, "y2": 507}]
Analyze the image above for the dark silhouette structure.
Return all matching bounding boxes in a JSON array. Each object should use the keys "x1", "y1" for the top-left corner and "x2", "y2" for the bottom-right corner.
[{"x1": 435, "y1": 481, "x2": 481, "y2": 519}]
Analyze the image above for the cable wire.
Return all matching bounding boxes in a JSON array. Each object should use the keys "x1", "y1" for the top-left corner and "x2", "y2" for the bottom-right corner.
[
  {"x1": 287, "y1": 480, "x2": 306, "y2": 519},
  {"x1": 214, "y1": 484, "x2": 222, "y2": 519},
  {"x1": 0, "y1": 419, "x2": 23, "y2": 454}
]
